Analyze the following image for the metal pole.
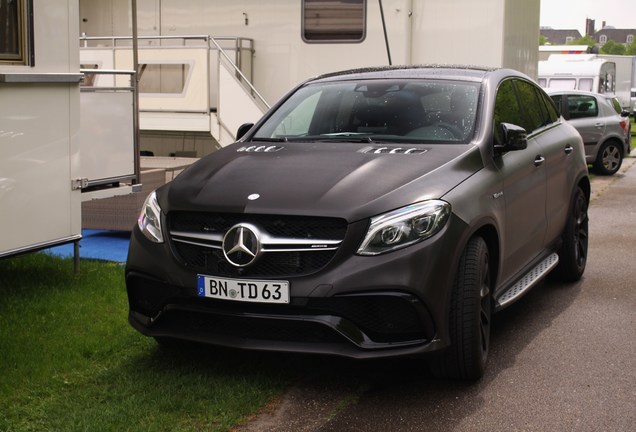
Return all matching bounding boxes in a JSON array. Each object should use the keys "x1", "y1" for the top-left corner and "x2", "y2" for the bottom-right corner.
[
  {"x1": 74, "y1": 240, "x2": 80, "y2": 274},
  {"x1": 378, "y1": 0, "x2": 392, "y2": 66},
  {"x1": 131, "y1": 0, "x2": 141, "y2": 185}
]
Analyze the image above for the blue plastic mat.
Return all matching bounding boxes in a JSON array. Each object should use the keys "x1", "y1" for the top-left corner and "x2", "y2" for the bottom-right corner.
[{"x1": 45, "y1": 230, "x2": 131, "y2": 263}]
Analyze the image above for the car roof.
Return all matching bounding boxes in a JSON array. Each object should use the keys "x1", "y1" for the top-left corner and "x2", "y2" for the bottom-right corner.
[
  {"x1": 309, "y1": 65, "x2": 501, "y2": 84},
  {"x1": 544, "y1": 88, "x2": 614, "y2": 100}
]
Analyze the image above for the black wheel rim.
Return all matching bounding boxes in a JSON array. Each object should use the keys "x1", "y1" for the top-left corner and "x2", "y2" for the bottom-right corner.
[{"x1": 573, "y1": 193, "x2": 589, "y2": 270}]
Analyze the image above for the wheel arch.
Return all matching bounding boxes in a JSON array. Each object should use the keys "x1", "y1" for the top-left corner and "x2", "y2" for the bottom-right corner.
[
  {"x1": 577, "y1": 174, "x2": 591, "y2": 204},
  {"x1": 471, "y1": 224, "x2": 500, "y2": 292}
]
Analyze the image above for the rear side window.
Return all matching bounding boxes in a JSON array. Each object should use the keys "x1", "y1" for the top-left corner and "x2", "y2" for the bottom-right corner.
[
  {"x1": 550, "y1": 94, "x2": 563, "y2": 116},
  {"x1": 610, "y1": 98, "x2": 622, "y2": 115},
  {"x1": 539, "y1": 90, "x2": 559, "y2": 123},
  {"x1": 567, "y1": 95, "x2": 598, "y2": 119},
  {"x1": 302, "y1": 0, "x2": 365, "y2": 42}
]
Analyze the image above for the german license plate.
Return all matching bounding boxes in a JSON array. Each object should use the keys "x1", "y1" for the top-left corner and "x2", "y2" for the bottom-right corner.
[{"x1": 197, "y1": 275, "x2": 290, "y2": 304}]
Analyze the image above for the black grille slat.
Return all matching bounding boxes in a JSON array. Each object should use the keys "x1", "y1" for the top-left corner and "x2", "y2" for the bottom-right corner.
[
  {"x1": 163, "y1": 310, "x2": 343, "y2": 344},
  {"x1": 169, "y1": 212, "x2": 347, "y2": 239},
  {"x1": 168, "y1": 212, "x2": 347, "y2": 278}
]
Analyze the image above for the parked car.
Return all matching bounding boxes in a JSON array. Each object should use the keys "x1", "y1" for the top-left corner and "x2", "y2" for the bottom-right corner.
[
  {"x1": 547, "y1": 89, "x2": 630, "y2": 175},
  {"x1": 126, "y1": 66, "x2": 590, "y2": 380}
]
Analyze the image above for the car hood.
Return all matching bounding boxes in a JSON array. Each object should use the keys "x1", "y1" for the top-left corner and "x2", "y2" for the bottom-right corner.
[{"x1": 162, "y1": 141, "x2": 484, "y2": 222}]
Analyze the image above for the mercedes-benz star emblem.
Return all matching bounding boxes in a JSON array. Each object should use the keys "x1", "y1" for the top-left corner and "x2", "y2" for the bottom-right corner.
[{"x1": 222, "y1": 223, "x2": 261, "y2": 267}]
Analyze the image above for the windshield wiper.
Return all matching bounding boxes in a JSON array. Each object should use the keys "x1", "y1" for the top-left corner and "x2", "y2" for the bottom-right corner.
[
  {"x1": 314, "y1": 133, "x2": 374, "y2": 143},
  {"x1": 252, "y1": 137, "x2": 288, "y2": 142}
]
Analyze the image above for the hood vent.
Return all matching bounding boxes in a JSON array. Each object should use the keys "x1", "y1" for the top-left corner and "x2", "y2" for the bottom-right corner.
[
  {"x1": 360, "y1": 146, "x2": 428, "y2": 155},
  {"x1": 237, "y1": 145, "x2": 284, "y2": 153}
]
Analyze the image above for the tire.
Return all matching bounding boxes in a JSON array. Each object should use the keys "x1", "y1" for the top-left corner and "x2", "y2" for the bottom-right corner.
[
  {"x1": 593, "y1": 140, "x2": 623, "y2": 176},
  {"x1": 430, "y1": 236, "x2": 492, "y2": 380},
  {"x1": 553, "y1": 186, "x2": 588, "y2": 282}
]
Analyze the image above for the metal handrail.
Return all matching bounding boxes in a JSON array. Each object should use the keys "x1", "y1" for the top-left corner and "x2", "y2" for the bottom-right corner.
[{"x1": 209, "y1": 37, "x2": 270, "y2": 111}]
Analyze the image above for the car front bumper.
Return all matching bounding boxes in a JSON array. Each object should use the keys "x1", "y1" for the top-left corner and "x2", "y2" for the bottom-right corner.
[{"x1": 125, "y1": 214, "x2": 466, "y2": 359}]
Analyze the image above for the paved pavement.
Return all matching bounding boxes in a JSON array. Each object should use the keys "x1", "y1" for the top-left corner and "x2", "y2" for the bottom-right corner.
[{"x1": 236, "y1": 160, "x2": 636, "y2": 432}]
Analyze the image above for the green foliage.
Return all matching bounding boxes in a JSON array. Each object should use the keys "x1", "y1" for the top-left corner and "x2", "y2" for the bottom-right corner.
[
  {"x1": 539, "y1": 35, "x2": 549, "y2": 46},
  {"x1": 626, "y1": 40, "x2": 636, "y2": 56},
  {"x1": 568, "y1": 35, "x2": 596, "y2": 47},
  {"x1": 0, "y1": 254, "x2": 289, "y2": 431},
  {"x1": 600, "y1": 40, "x2": 626, "y2": 55}
]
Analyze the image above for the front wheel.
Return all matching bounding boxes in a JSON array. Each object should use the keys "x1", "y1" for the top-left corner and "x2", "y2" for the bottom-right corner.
[
  {"x1": 553, "y1": 186, "x2": 589, "y2": 282},
  {"x1": 430, "y1": 236, "x2": 492, "y2": 380},
  {"x1": 593, "y1": 140, "x2": 623, "y2": 175}
]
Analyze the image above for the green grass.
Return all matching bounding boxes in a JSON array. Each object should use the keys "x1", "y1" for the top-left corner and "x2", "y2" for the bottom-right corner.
[{"x1": 0, "y1": 254, "x2": 289, "y2": 431}]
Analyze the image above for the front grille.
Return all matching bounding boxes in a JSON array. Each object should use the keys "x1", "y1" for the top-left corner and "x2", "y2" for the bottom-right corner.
[
  {"x1": 168, "y1": 212, "x2": 348, "y2": 278},
  {"x1": 160, "y1": 309, "x2": 344, "y2": 344},
  {"x1": 147, "y1": 293, "x2": 433, "y2": 347}
]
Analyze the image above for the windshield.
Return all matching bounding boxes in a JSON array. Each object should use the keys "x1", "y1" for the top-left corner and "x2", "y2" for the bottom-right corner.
[{"x1": 253, "y1": 79, "x2": 481, "y2": 144}]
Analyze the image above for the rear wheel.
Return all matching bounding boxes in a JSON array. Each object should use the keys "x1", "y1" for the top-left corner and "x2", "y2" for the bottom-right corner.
[
  {"x1": 594, "y1": 140, "x2": 623, "y2": 175},
  {"x1": 431, "y1": 236, "x2": 491, "y2": 380},
  {"x1": 553, "y1": 186, "x2": 588, "y2": 282}
]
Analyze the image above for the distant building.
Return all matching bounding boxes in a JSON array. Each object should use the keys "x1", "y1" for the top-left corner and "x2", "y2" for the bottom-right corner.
[
  {"x1": 541, "y1": 19, "x2": 636, "y2": 47},
  {"x1": 540, "y1": 27, "x2": 582, "y2": 45},
  {"x1": 594, "y1": 26, "x2": 636, "y2": 46}
]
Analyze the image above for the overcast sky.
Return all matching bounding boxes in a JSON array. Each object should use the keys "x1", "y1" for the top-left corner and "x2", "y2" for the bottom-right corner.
[{"x1": 540, "y1": 0, "x2": 636, "y2": 34}]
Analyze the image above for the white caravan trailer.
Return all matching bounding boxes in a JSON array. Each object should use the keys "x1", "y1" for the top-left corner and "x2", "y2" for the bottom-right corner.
[
  {"x1": 78, "y1": 0, "x2": 540, "y2": 152},
  {"x1": 538, "y1": 53, "x2": 636, "y2": 110},
  {"x1": 0, "y1": 0, "x2": 138, "y2": 262},
  {"x1": 538, "y1": 54, "x2": 617, "y2": 96},
  {"x1": 596, "y1": 54, "x2": 636, "y2": 110}
]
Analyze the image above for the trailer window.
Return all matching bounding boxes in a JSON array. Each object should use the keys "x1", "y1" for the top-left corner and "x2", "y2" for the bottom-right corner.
[
  {"x1": 0, "y1": 0, "x2": 32, "y2": 65},
  {"x1": 138, "y1": 64, "x2": 191, "y2": 94},
  {"x1": 548, "y1": 78, "x2": 577, "y2": 90},
  {"x1": 577, "y1": 78, "x2": 593, "y2": 92},
  {"x1": 302, "y1": 0, "x2": 365, "y2": 43}
]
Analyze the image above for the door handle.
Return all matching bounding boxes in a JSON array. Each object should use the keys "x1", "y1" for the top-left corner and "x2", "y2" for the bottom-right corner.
[
  {"x1": 595, "y1": 123, "x2": 604, "y2": 128},
  {"x1": 534, "y1": 155, "x2": 546, "y2": 167},
  {"x1": 565, "y1": 145, "x2": 574, "y2": 154}
]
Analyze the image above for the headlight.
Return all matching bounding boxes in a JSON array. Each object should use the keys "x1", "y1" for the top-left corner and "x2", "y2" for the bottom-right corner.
[
  {"x1": 357, "y1": 200, "x2": 451, "y2": 256},
  {"x1": 137, "y1": 191, "x2": 164, "y2": 243}
]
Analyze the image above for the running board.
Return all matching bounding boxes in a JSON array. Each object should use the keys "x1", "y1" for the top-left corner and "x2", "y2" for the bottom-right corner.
[{"x1": 495, "y1": 253, "x2": 559, "y2": 311}]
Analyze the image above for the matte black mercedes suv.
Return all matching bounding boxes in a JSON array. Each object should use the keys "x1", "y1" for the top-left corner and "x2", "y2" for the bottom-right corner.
[{"x1": 126, "y1": 66, "x2": 590, "y2": 380}]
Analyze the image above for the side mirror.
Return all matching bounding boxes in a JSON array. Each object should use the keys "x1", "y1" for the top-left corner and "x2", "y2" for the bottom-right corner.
[
  {"x1": 494, "y1": 122, "x2": 527, "y2": 153},
  {"x1": 620, "y1": 110, "x2": 630, "y2": 118},
  {"x1": 236, "y1": 123, "x2": 254, "y2": 141}
]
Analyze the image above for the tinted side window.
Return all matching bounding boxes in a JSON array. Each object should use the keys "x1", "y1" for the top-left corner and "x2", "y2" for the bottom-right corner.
[
  {"x1": 540, "y1": 91, "x2": 559, "y2": 123},
  {"x1": 550, "y1": 94, "x2": 563, "y2": 117},
  {"x1": 515, "y1": 80, "x2": 545, "y2": 133},
  {"x1": 493, "y1": 80, "x2": 523, "y2": 145},
  {"x1": 611, "y1": 98, "x2": 622, "y2": 114},
  {"x1": 567, "y1": 95, "x2": 598, "y2": 119}
]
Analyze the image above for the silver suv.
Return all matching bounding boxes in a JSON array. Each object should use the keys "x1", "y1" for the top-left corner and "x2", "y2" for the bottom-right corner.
[{"x1": 547, "y1": 89, "x2": 630, "y2": 175}]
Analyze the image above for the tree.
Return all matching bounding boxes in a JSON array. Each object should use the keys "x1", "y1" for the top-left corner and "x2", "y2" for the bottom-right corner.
[
  {"x1": 626, "y1": 40, "x2": 636, "y2": 56},
  {"x1": 540, "y1": 35, "x2": 549, "y2": 46},
  {"x1": 600, "y1": 40, "x2": 626, "y2": 55},
  {"x1": 568, "y1": 35, "x2": 596, "y2": 47}
]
